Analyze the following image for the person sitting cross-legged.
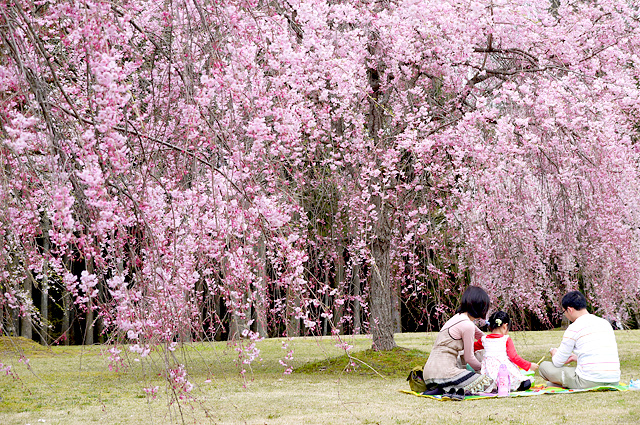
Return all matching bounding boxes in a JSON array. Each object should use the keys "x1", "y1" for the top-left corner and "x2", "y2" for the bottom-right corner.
[{"x1": 539, "y1": 290, "x2": 620, "y2": 389}]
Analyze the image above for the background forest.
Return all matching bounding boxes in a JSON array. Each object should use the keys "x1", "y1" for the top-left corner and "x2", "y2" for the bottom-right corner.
[{"x1": 1, "y1": 0, "x2": 640, "y2": 360}]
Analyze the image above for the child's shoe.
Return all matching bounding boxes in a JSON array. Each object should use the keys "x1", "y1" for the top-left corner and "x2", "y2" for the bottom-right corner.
[{"x1": 516, "y1": 379, "x2": 532, "y2": 391}]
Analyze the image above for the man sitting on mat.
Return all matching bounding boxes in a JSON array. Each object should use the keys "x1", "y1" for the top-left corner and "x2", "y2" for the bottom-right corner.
[{"x1": 539, "y1": 290, "x2": 620, "y2": 389}]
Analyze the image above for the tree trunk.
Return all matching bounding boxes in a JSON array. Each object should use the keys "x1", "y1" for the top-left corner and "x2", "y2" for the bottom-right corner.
[
  {"x1": 323, "y1": 264, "x2": 330, "y2": 336},
  {"x1": 40, "y1": 279, "x2": 49, "y2": 344},
  {"x1": 214, "y1": 294, "x2": 224, "y2": 341},
  {"x1": 196, "y1": 278, "x2": 205, "y2": 341},
  {"x1": 62, "y1": 289, "x2": 70, "y2": 345},
  {"x1": 21, "y1": 274, "x2": 33, "y2": 340},
  {"x1": 11, "y1": 307, "x2": 19, "y2": 336},
  {"x1": 365, "y1": 15, "x2": 396, "y2": 350},
  {"x1": 85, "y1": 302, "x2": 94, "y2": 345},
  {"x1": 255, "y1": 237, "x2": 268, "y2": 338},
  {"x1": 40, "y1": 273, "x2": 49, "y2": 344},
  {"x1": 225, "y1": 254, "x2": 250, "y2": 340},
  {"x1": 40, "y1": 218, "x2": 50, "y2": 344},
  {"x1": 323, "y1": 291, "x2": 329, "y2": 336},
  {"x1": 353, "y1": 262, "x2": 361, "y2": 335},
  {"x1": 286, "y1": 286, "x2": 300, "y2": 337},
  {"x1": 370, "y1": 239, "x2": 397, "y2": 351},
  {"x1": 84, "y1": 259, "x2": 94, "y2": 345},
  {"x1": 334, "y1": 246, "x2": 345, "y2": 334},
  {"x1": 228, "y1": 297, "x2": 249, "y2": 340},
  {"x1": 392, "y1": 283, "x2": 402, "y2": 333}
]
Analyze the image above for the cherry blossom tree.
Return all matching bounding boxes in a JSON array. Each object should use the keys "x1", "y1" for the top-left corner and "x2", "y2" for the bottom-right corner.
[{"x1": 1, "y1": 0, "x2": 639, "y2": 368}]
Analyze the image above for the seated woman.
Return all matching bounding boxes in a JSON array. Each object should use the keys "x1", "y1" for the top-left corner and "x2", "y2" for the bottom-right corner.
[{"x1": 422, "y1": 286, "x2": 494, "y2": 400}]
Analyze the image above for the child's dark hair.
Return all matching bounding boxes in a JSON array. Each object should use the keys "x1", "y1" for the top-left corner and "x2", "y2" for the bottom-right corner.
[
  {"x1": 456, "y1": 286, "x2": 490, "y2": 320},
  {"x1": 487, "y1": 311, "x2": 510, "y2": 331}
]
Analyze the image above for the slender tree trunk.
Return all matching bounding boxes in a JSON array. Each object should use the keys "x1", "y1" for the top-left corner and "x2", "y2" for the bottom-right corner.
[
  {"x1": 225, "y1": 253, "x2": 250, "y2": 340},
  {"x1": 84, "y1": 259, "x2": 94, "y2": 345},
  {"x1": 228, "y1": 298, "x2": 248, "y2": 340},
  {"x1": 214, "y1": 293, "x2": 223, "y2": 341},
  {"x1": 323, "y1": 264, "x2": 330, "y2": 336},
  {"x1": 334, "y1": 246, "x2": 345, "y2": 334},
  {"x1": 40, "y1": 223, "x2": 50, "y2": 345},
  {"x1": 370, "y1": 239, "x2": 396, "y2": 351},
  {"x1": 11, "y1": 308, "x2": 19, "y2": 336},
  {"x1": 392, "y1": 283, "x2": 402, "y2": 333},
  {"x1": 40, "y1": 273, "x2": 49, "y2": 344},
  {"x1": 255, "y1": 237, "x2": 268, "y2": 338},
  {"x1": 62, "y1": 289, "x2": 70, "y2": 345},
  {"x1": 85, "y1": 304, "x2": 94, "y2": 344},
  {"x1": 21, "y1": 274, "x2": 33, "y2": 340},
  {"x1": 366, "y1": 22, "x2": 396, "y2": 350},
  {"x1": 196, "y1": 278, "x2": 205, "y2": 340},
  {"x1": 286, "y1": 286, "x2": 300, "y2": 337},
  {"x1": 8, "y1": 308, "x2": 20, "y2": 336},
  {"x1": 180, "y1": 286, "x2": 192, "y2": 344},
  {"x1": 96, "y1": 271, "x2": 105, "y2": 344},
  {"x1": 40, "y1": 279, "x2": 49, "y2": 344},
  {"x1": 9, "y1": 256, "x2": 19, "y2": 336},
  {"x1": 353, "y1": 262, "x2": 361, "y2": 335},
  {"x1": 228, "y1": 286, "x2": 249, "y2": 340},
  {"x1": 323, "y1": 291, "x2": 329, "y2": 336},
  {"x1": 229, "y1": 279, "x2": 251, "y2": 340}
]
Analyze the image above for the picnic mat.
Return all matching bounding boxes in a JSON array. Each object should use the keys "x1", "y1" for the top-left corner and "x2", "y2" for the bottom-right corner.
[{"x1": 400, "y1": 383, "x2": 631, "y2": 401}]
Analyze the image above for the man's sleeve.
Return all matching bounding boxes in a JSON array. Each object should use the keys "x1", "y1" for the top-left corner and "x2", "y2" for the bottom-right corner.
[{"x1": 552, "y1": 327, "x2": 576, "y2": 367}]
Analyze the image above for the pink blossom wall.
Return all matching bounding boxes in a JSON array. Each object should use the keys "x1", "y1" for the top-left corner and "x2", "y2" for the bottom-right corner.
[{"x1": 1, "y1": 0, "x2": 639, "y2": 362}]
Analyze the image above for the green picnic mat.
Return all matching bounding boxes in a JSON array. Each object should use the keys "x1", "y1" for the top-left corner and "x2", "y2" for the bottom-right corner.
[{"x1": 400, "y1": 383, "x2": 630, "y2": 401}]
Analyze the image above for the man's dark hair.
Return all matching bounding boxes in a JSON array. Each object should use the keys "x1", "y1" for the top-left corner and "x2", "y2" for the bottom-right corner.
[
  {"x1": 561, "y1": 290, "x2": 587, "y2": 311},
  {"x1": 456, "y1": 286, "x2": 490, "y2": 319}
]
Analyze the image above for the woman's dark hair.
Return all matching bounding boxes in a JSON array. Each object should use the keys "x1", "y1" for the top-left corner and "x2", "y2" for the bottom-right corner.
[
  {"x1": 487, "y1": 311, "x2": 510, "y2": 331},
  {"x1": 456, "y1": 286, "x2": 490, "y2": 319},
  {"x1": 561, "y1": 290, "x2": 587, "y2": 311}
]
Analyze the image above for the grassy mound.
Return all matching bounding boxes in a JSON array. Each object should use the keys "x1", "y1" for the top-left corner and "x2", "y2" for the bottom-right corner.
[
  {"x1": 295, "y1": 346, "x2": 428, "y2": 378},
  {"x1": 0, "y1": 336, "x2": 52, "y2": 357}
]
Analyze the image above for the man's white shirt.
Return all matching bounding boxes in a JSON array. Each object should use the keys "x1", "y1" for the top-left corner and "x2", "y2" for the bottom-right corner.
[{"x1": 552, "y1": 313, "x2": 620, "y2": 382}]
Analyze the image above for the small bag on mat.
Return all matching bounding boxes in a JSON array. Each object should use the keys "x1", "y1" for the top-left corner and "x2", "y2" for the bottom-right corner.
[{"x1": 407, "y1": 365, "x2": 427, "y2": 393}]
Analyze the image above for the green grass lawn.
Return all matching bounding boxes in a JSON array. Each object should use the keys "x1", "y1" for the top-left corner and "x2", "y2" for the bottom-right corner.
[{"x1": 1, "y1": 330, "x2": 639, "y2": 424}]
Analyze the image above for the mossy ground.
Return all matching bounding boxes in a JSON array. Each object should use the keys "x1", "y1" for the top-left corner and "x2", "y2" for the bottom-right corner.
[
  {"x1": 296, "y1": 346, "x2": 428, "y2": 377},
  {"x1": 0, "y1": 336, "x2": 54, "y2": 357}
]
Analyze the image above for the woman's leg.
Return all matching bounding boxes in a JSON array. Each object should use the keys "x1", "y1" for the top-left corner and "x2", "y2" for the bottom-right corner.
[{"x1": 422, "y1": 387, "x2": 444, "y2": 395}]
